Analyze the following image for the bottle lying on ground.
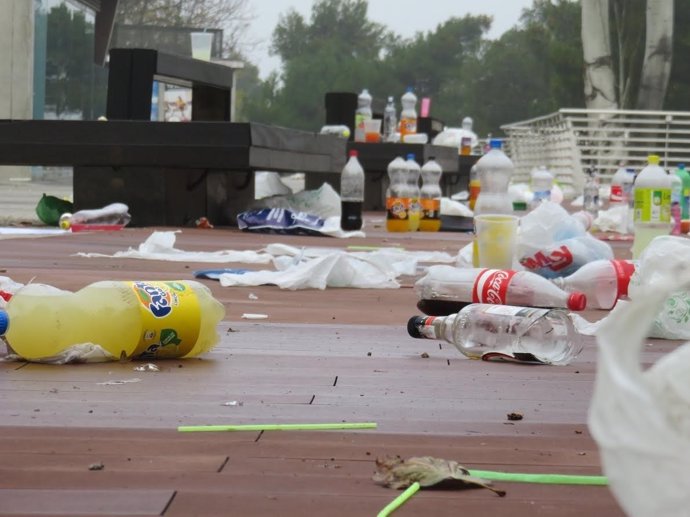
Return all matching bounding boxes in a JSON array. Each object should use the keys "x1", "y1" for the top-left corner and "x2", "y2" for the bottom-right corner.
[
  {"x1": 0, "y1": 280, "x2": 225, "y2": 362},
  {"x1": 414, "y1": 266, "x2": 587, "y2": 316},
  {"x1": 551, "y1": 259, "x2": 636, "y2": 310},
  {"x1": 408, "y1": 304, "x2": 583, "y2": 365},
  {"x1": 59, "y1": 202, "x2": 132, "y2": 230}
]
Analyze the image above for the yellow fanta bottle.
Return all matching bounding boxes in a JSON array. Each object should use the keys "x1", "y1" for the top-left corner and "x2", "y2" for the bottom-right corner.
[{"x1": 0, "y1": 280, "x2": 225, "y2": 361}]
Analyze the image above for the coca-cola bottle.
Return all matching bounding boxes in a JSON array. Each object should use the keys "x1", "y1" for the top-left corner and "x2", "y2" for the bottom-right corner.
[
  {"x1": 408, "y1": 304, "x2": 583, "y2": 365},
  {"x1": 551, "y1": 259, "x2": 635, "y2": 310},
  {"x1": 414, "y1": 265, "x2": 587, "y2": 316}
]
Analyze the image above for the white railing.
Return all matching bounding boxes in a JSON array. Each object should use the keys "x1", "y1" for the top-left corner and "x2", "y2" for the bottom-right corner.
[{"x1": 501, "y1": 108, "x2": 690, "y2": 198}]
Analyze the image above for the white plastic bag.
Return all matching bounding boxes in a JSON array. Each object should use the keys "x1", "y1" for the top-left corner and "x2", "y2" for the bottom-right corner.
[
  {"x1": 589, "y1": 256, "x2": 690, "y2": 517},
  {"x1": 628, "y1": 235, "x2": 690, "y2": 339},
  {"x1": 517, "y1": 201, "x2": 613, "y2": 278}
]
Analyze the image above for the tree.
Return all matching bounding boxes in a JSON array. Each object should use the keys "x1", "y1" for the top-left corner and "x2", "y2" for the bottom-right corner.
[
  {"x1": 637, "y1": 0, "x2": 674, "y2": 109},
  {"x1": 581, "y1": 0, "x2": 617, "y2": 109}
]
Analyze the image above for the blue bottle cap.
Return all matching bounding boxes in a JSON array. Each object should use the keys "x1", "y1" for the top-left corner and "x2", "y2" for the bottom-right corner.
[
  {"x1": 679, "y1": 163, "x2": 686, "y2": 169},
  {"x1": 406, "y1": 153, "x2": 415, "y2": 161},
  {"x1": 489, "y1": 138, "x2": 503, "y2": 149},
  {"x1": 0, "y1": 310, "x2": 8, "y2": 336}
]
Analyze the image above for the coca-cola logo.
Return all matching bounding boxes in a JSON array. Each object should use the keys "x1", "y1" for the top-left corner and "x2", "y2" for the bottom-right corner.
[
  {"x1": 473, "y1": 269, "x2": 516, "y2": 305},
  {"x1": 519, "y1": 245, "x2": 573, "y2": 272}
]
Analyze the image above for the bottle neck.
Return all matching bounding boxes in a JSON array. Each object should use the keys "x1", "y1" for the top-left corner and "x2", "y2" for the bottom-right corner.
[{"x1": 408, "y1": 314, "x2": 456, "y2": 342}]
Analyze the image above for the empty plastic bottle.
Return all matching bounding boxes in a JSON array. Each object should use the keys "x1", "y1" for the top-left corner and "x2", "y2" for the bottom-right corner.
[
  {"x1": 405, "y1": 154, "x2": 421, "y2": 231},
  {"x1": 0, "y1": 280, "x2": 225, "y2": 361},
  {"x1": 632, "y1": 155, "x2": 672, "y2": 258},
  {"x1": 354, "y1": 89, "x2": 373, "y2": 143},
  {"x1": 59, "y1": 203, "x2": 131, "y2": 230},
  {"x1": 399, "y1": 87, "x2": 418, "y2": 141},
  {"x1": 530, "y1": 166, "x2": 554, "y2": 208},
  {"x1": 407, "y1": 304, "x2": 583, "y2": 365},
  {"x1": 419, "y1": 157, "x2": 443, "y2": 232},
  {"x1": 676, "y1": 163, "x2": 690, "y2": 221},
  {"x1": 473, "y1": 139, "x2": 514, "y2": 216},
  {"x1": 414, "y1": 265, "x2": 586, "y2": 317},
  {"x1": 671, "y1": 170, "x2": 683, "y2": 235},
  {"x1": 583, "y1": 165, "x2": 600, "y2": 217},
  {"x1": 551, "y1": 259, "x2": 635, "y2": 310},
  {"x1": 609, "y1": 165, "x2": 636, "y2": 234},
  {"x1": 383, "y1": 96, "x2": 397, "y2": 143},
  {"x1": 340, "y1": 149, "x2": 365, "y2": 231},
  {"x1": 386, "y1": 156, "x2": 410, "y2": 232}
]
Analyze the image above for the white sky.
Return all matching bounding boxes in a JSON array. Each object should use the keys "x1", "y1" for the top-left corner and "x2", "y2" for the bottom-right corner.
[{"x1": 246, "y1": 0, "x2": 535, "y2": 79}]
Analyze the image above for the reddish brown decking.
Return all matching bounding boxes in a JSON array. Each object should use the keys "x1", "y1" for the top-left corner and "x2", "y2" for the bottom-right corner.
[{"x1": 0, "y1": 220, "x2": 641, "y2": 516}]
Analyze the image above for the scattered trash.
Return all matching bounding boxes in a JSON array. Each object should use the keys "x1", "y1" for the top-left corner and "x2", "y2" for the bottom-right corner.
[
  {"x1": 97, "y1": 378, "x2": 141, "y2": 386},
  {"x1": 88, "y1": 462, "x2": 105, "y2": 471},
  {"x1": 507, "y1": 412, "x2": 523, "y2": 421},
  {"x1": 241, "y1": 313, "x2": 268, "y2": 320},
  {"x1": 59, "y1": 203, "x2": 131, "y2": 231},
  {"x1": 237, "y1": 208, "x2": 364, "y2": 238},
  {"x1": 420, "y1": 352, "x2": 430, "y2": 359},
  {"x1": 194, "y1": 268, "x2": 252, "y2": 280},
  {"x1": 195, "y1": 217, "x2": 214, "y2": 229},
  {"x1": 221, "y1": 401, "x2": 244, "y2": 407},
  {"x1": 35, "y1": 194, "x2": 73, "y2": 226},
  {"x1": 133, "y1": 363, "x2": 159, "y2": 372},
  {"x1": 248, "y1": 293, "x2": 259, "y2": 300},
  {"x1": 373, "y1": 456, "x2": 505, "y2": 496}
]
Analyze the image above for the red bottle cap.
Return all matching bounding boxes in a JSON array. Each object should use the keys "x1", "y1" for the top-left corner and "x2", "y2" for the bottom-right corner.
[
  {"x1": 349, "y1": 149, "x2": 359, "y2": 158},
  {"x1": 567, "y1": 292, "x2": 587, "y2": 311}
]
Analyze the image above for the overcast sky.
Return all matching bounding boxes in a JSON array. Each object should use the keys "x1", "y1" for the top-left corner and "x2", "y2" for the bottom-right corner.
[{"x1": 246, "y1": 0, "x2": 535, "y2": 79}]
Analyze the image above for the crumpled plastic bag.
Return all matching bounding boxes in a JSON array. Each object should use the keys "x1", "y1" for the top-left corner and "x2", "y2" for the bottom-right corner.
[
  {"x1": 592, "y1": 204, "x2": 630, "y2": 234},
  {"x1": 253, "y1": 182, "x2": 341, "y2": 219},
  {"x1": 589, "y1": 255, "x2": 690, "y2": 517},
  {"x1": 628, "y1": 235, "x2": 690, "y2": 339},
  {"x1": 516, "y1": 202, "x2": 613, "y2": 278}
]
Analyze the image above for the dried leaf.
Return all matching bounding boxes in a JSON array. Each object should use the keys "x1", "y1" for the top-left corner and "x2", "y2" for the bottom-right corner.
[{"x1": 373, "y1": 456, "x2": 505, "y2": 496}]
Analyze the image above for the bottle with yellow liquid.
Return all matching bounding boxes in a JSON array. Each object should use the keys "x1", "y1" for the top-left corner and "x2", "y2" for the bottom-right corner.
[
  {"x1": 386, "y1": 156, "x2": 410, "y2": 232},
  {"x1": 0, "y1": 280, "x2": 225, "y2": 362},
  {"x1": 419, "y1": 156, "x2": 443, "y2": 232},
  {"x1": 631, "y1": 154, "x2": 672, "y2": 258},
  {"x1": 406, "y1": 153, "x2": 421, "y2": 231},
  {"x1": 468, "y1": 164, "x2": 480, "y2": 211}
]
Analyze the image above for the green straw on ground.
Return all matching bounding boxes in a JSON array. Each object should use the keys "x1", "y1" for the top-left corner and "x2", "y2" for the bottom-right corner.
[
  {"x1": 377, "y1": 482, "x2": 420, "y2": 517},
  {"x1": 468, "y1": 469, "x2": 608, "y2": 486},
  {"x1": 177, "y1": 422, "x2": 377, "y2": 433}
]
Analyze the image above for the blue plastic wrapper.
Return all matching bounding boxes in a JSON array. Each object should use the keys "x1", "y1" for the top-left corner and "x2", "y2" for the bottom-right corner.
[{"x1": 237, "y1": 208, "x2": 328, "y2": 236}]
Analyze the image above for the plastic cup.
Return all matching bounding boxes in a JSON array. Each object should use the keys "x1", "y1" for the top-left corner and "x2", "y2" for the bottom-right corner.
[
  {"x1": 364, "y1": 119, "x2": 382, "y2": 143},
  {"x1": 191, "y1": 32, "x2": 213, "y2": 61},
  {"x1": 474, "y1": 214, "x2": 519, "y2": 269}
]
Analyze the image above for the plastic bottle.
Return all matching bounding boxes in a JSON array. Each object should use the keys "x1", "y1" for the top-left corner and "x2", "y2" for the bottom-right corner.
[
  {"x1": 354, "y1": 89, "x2": 373, "y2": 143},
  {"x1": 670, "y1": 170, "x2": 682, "y2": 235},
  {"x1": 473, "y1": 139, "x2": 514, "y2": 216},
  {"x1": 59, "y1": 203, "x2": 131, "y2": 230},
  {"x1": 383, "y1": 96, "x2": 397, "y2": 143},
  {"x1": 399, "y1": 87, "x2": 418, "y2": 141},
  {"x1": 414, "y1": 265, "x2": 587, "y2": 317},
  {"x1": 468, "y1": 164, "x2": 480, "y2": 211},
  {"x1": 419, "y1": 157, "x2": 443, "y2": 232},
  {"x1": 0, "y1": 280, "x2": 225, "y2": 361},
  {"x1": 676, "y1": 163, "x2": 690, "y2": 220},
  {"x1": 405, "y1": 154, "x2": 421, "y2": 231},
  {"x1": 551, "y1": 259, "x2": 636, "y2": 310},
  {"x1": 385, "y1": 156, "x2": 410, "y2": 232},
  {"x1": 608, "y1": 165, "x2": 635, "y2": 234},
  {"x1": 632, "y1": 154, "x2": 672, "y2": 258},
  {"x1": 340, "y1": 149, "x2": 365, "y2": 231},
  {"x1": 583, "y1": 165, "x2": 600, "y2": 217},
  {"x1": 530, "y1": 166, "x2": 554, "y2": 208},
  {"x1": 407, "y1": 304, "x2": 583, "y2": 365}
]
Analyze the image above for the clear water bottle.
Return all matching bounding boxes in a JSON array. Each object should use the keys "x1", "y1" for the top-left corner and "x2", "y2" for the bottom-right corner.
[
  {"x1": 419, "y1": 157, "x2": 443, "y2": 232},
  {"x1": 530, "y1": 166, "x2": 554, "y2": 208},
  {"x1": 609, "y1": 165, "x2": 635, "y2": 234},
  {"x1": 383, "y1": 96, "x2": 397, "y2": 143},
  {"x1": 354, "y1": 89, "x2": 373, "y2": 143},
  {"x1": 400, "y1": 87, "x2": 418, "y2": 141},
  {"x1": 405, "y1": 154, "x2": 421, "y2": 231},
  {"x1": 340, "y1": 149, "x2": 365, "y2": 231},
  {"x1": 632, "y1": 154, "x2": 671, "y2": 258},
  {"x1": 473, "y1": 139, "x2": 514, "y2": 216},
  {"x1": 386, "y1": 156, "x2": 410, "y2": 232},
  {"x1": 551, "y1": 259, "x2": 635, "y2": 310},
  {"x1": 59, "y1": 203, "x2": 131, "y2": 230},
  {"x1": 583, "y1": 165, "x2": 600, "y2": 217},
  {"x1": 407, "y1": 304, "x2": 583, "y2": 365}
]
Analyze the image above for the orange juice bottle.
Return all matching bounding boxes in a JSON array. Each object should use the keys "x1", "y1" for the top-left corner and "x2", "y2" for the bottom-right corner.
[
  {"x1": 468, "y1": 164, "x2": 480, "y2": 211},
  {"x1": 399, "y1": 87, "x2": 417, "y2": 142},
  {"x1": 419, "y1": 157, "x2": 443, "y2": 232},
  {"x1": 386, "y1": 157, "x2": 410, "y2": 232}
]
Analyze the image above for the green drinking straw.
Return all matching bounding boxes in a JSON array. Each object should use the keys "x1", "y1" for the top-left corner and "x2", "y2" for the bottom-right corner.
[
  {"x1": 468, "y1": 469, "x2": 608, "y2": 486},
  {"x1": 377, "y1": 482, "x2": 420, "y2": 517},
  {"x1": 177, "y1": 422, "x2": 377, "y2": 433}
]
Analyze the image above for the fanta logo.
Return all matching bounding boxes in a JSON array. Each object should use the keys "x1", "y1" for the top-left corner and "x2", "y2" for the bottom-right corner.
[
  {"x1": 390, "y1": 201, "x2": 407, "y2": 219},
  {"x1": 473, "y1": 269, "x2": 516, "y2": 304},
  {"x1": 520, "y1": 245, "x2": 573, "y2": 272},
  {"x1": 133, "y1": 282, "x2": 173, "y2": 318}
]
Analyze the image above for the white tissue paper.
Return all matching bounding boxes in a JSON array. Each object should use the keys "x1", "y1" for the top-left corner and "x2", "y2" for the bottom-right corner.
[{"x1": 589, "y1": 256, "x2": 690, "y2": 517}]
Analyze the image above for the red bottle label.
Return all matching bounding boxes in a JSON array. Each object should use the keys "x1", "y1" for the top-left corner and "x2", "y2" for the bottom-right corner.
[
  {"x1": 610, "y1": 185, "x2": 624, "y2": 203},
  {"x1": 472, "y1": 269, "x2": 517, "y2": 305},
  {"x1": 612, "y1": 260, "x2": 636, "y2": 297}
]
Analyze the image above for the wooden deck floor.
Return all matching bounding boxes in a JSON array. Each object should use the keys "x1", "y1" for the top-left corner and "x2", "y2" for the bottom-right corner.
[{"x1": 0, "y1": 220, "x2": 642, "y2": 516}]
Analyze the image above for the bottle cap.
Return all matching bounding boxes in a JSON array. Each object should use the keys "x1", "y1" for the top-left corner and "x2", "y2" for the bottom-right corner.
[
  {"x1": 349, "y1": 149, "x2": 359, "y2": 158},
  {"x1": 407, "y1": 316, "x2": 428, "y2": 338},
  {"x1": 648, "y1": 154, "x2": 660, "y2": 165},
  {"x1": 0, "y1": 310, "x2": 8, "y2": 335},
  {"x1": 567, "y1": 292, "x2": 587, "y2": 311},
  {"x1": 679, "y1": 163, "x2": 686, "y2": 169},
  {"x1": 406, "y1": 153, "x2": 416, "y2": 161},
  {"x1": 489, "y1": 139, "x2": 502, "y2": 149}
]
